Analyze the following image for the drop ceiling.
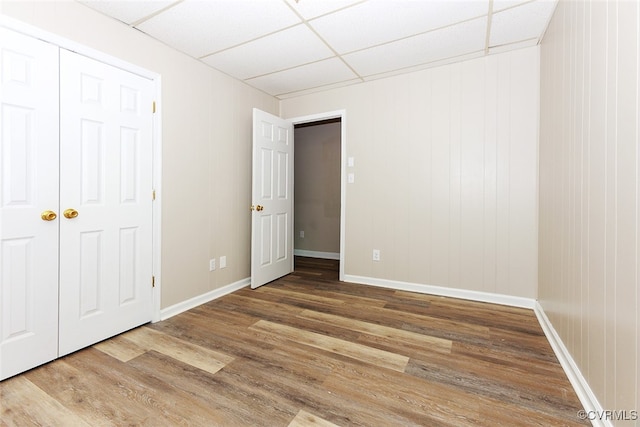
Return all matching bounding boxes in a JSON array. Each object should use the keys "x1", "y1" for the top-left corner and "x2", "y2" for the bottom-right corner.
[{"x1": 78, "y1": 0, "x2": 558, "y2": 99}]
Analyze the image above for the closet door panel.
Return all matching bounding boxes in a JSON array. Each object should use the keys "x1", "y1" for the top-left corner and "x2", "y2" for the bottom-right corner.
[
  {"x1": 0, "y1": 28, "x2": 59, "y2": 380},
  {"x1": 58, "y1": 49, "x2": 154, "y2": 356}
]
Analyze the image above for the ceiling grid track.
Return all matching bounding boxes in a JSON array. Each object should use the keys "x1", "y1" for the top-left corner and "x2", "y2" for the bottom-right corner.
[{"x1": 78, "y1": 0, "x2": 560, "y2": 99}]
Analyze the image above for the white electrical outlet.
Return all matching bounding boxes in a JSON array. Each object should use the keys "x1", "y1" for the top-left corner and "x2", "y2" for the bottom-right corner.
[
  {"x1": 300, "y1": 230, "x2": 305, "y2": 238},
  {"x1": 209, "y1": 258, "x2": 216, "y2": 271},
  {"x1": 372, "y1": 249, "x2": 381, "y2": 261},
  {"x1": 220, "y1": 256, "x2": 227, "y2": 269}
]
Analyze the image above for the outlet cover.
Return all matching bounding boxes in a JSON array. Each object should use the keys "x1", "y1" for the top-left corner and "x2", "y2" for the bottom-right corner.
[
  {"x1": 373, "y1": 249, "x2": 380, "y2": 261},
  {"x1": 209, "y1": 258, "x2": 216, "y2": 271},
  {"x1": 220, "y1": 256, "x2": 227, "y2": 269}
]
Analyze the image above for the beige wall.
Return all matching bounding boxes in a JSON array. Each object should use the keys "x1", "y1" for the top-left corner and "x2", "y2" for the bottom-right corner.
[
  {"x1": 0, "y1": 1, "x2": 279, "y2": 309},
  {"x1": 539, "y1": 0, "x2": 639, "y2": 417},
  {"x1": 294, "y1": 122, "x2": 341, "y2": 254},
  {"x1": 282, "y1": 47, "x2": 539, "y2": 299}
]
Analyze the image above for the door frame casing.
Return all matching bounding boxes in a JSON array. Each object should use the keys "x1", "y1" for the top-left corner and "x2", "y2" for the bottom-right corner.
[
  {"x1": 286, "y1": 110, "x2": 346, "y2": 282},
  {"x1": 0, "y1": 14, "x2": 163, "y2": 322}
]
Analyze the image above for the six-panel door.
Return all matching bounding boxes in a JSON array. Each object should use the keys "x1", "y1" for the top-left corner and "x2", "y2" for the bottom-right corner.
[
  {"x1": 0, "y1": 28, "x2": 60, "y2": 380},
  {"x1": 251, "y1": 108, "x2": 294, "y2": 289},
  {"x1": 58, "y1": 49, "x2": 154, "y2": 356}
]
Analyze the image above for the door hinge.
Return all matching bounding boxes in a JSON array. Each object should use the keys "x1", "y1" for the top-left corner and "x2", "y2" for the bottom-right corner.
[
  {"x1": 152, "y1": 189, "x2": 156, "y2": 201},
  {"x1": 152, "y1": 276, "x2": 155, "y2": 288},
  {"x1": 152, "y1": 101, "x2": 156, "y2": 113}
]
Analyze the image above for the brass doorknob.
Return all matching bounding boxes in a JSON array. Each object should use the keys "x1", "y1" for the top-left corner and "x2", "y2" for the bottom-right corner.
[
  {"x1": 41, "y1": 210, "x2": 57, "y2": 221},
  {"x1": 256, "y1": 205, "x2": 264, "y2": 212},
  {"x1": 63, "y1": 208, "x2": 79, "y2": 219}
]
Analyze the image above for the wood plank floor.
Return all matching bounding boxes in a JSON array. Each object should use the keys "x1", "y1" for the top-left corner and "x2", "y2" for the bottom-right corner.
[{"x1": 1, "y1": 257, "x2": 587, "y2": 426}]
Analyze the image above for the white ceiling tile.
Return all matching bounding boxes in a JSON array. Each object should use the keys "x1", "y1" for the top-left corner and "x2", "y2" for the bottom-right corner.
[
  {"x1": 202, "y1": 24, "x2": 334, "y2": 79},
  {"x1": 283, "y1": 0, "x2": 363, "y2": 20},
  {"x1": 246, "y1": 58, "x2": 359, "y2": 96},
  {"x1": 276, "y1": 78, "x2": 362, "y2": 99},
  {"x1": 343, "y1": 17, "x2": 486, "y2": 77},
  {"x1": 136, "y1": 0, "x2": 301, "y2": 58},
  {"x1": 361, "y1": 50, "x2": 485, "y2": 82},
  {"x1": 492, "y1": 0, "x2": 531, "y2": 12},
  {"x1": 79, "y1": 0, "x2": 177, "y2": 25},
  {"x1": 490, "y1": 0, "x2": 557, "y2": 47},
  {"x1": 79, "y1": 0, "x2": 560, "y2": 98},
  {"x1": 309, "y1": 0, "x2": 489, "y2": 54}
]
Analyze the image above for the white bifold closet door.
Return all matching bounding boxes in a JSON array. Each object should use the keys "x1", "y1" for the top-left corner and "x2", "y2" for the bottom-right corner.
[
  {"x1": 0, "y1": 28, "x2": 154, "y2": 380},
  {"x1": 0, "y1": 27, "x2": 61, "y2": 380},
  {"x1": 58, "y1": 49, "x2": 154, "y2": 357}
]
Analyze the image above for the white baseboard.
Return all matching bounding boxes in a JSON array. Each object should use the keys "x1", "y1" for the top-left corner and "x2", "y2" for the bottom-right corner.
[
  {"x1": 343, "y1": 274, "x2": 536, "y2": 309},
  {"x1": 534, "y1": 302, "x2": 609, "y2": 427},
  {"x1": 294, "y1": 249, "x2": 340, "y2": 260},
  {"x1": 158, "y1": 277, "x2": 250, "y2": 321}
]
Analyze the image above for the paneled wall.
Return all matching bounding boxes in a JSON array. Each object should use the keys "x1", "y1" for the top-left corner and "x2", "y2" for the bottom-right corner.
[
  {"x1": 539, "y1": 0, "x2": 639, "y2": 417},
  {"x1": 282, "y1": 47, "x2": 539, "y2": 299}
]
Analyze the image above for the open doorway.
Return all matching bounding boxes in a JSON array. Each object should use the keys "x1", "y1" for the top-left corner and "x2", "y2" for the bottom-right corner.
[{"x1": 290, "y1": 112, "x2": 345, "y2": 281}]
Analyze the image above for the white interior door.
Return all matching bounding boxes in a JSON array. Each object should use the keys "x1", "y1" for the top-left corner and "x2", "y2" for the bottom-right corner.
[
  {"x1": 0, "y1": 28, "x2": 60, "y2": 380},
  {"x1": 251, "y1": 108, "x2": 294, "y2": 288},
  {"x1": 58, "y1": 49, "x2": 154, "y2": 356}
]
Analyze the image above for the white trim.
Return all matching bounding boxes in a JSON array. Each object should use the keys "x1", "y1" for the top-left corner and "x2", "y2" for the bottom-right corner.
[
  {"x1": 294, "y1": 250, "x2": 340, "y2": 260},
  {"x1": 287, "y1": 110, "x2": 347, "y2": 282},
  {"x1": 534, "y1": 302, "x2": 609, "y2": 427},
  {"x1": 151, "y1": 78, "x2": 163, "y2": 322},
  {"x1": 160, "y1": 278, "x2": 250, "y2": 321},
  {"x1": 343, "y1": 275, "x2": 536, "y2": 309},
  {"x1": 1, "y1": 13, "x2": 163, "y2": 324}
]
